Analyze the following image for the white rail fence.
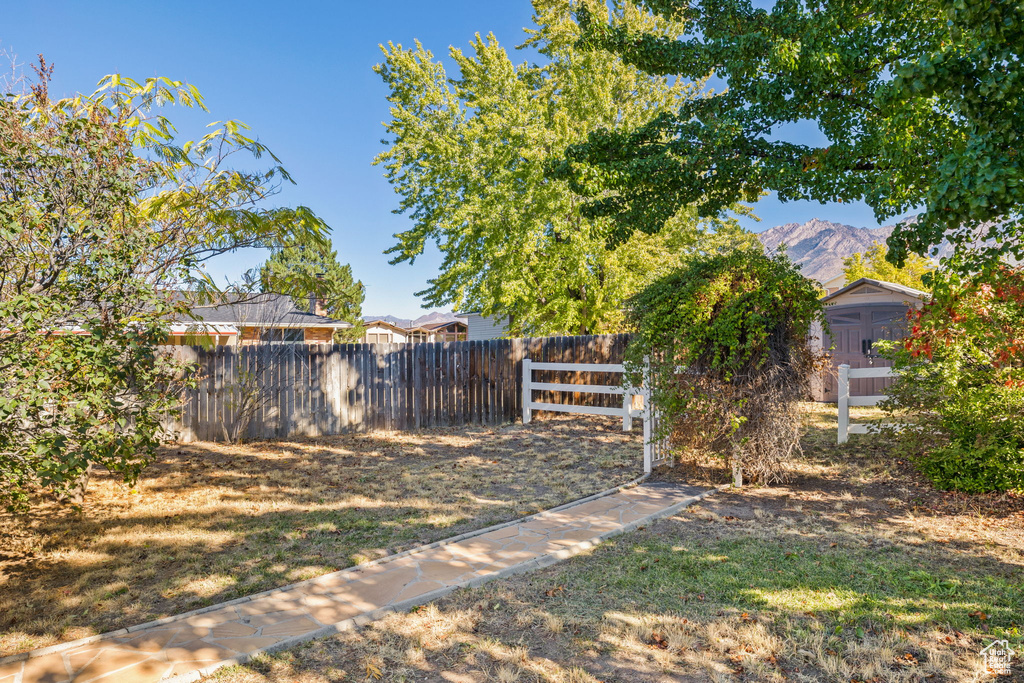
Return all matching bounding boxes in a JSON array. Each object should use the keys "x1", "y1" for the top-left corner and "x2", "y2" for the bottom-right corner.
[
  {"x1": 521, "y1": 359, "x2": 671, "y2": 473},
  {"x1": 837, "y1": 363, "x2": 898, "y2": 443}
]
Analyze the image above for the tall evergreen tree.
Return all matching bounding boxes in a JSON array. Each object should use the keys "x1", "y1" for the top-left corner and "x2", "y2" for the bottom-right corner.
[{"x1": 260, "y1": 240, "x2": 365, "y2": 339}]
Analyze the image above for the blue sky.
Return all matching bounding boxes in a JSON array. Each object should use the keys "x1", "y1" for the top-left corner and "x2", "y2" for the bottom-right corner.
[{"x1": 6, "y1": 1, "x2": 899, "y2": 317}]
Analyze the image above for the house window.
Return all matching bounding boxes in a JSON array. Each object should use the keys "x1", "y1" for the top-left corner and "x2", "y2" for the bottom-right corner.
[{"x1": 260, "y1": 328, "x2": 304, "y2": 343}]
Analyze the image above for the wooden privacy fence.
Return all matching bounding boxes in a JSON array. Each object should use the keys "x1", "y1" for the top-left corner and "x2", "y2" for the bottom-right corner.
[{"x1": 163, "y1": 334, "x2": 630, "y2": 442}]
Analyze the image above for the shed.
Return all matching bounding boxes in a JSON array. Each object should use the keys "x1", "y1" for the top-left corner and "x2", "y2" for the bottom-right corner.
[{"x1": 817, "y1": 278, "x2": 927, "y2": 401}]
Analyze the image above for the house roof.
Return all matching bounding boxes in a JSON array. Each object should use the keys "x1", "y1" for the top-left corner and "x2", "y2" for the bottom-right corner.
[
  {"x1": 821, "y1": 272, "x2": 847, "y2": 288},
  {"x1": 168, "y1": 323, "x2": 239, "y2": 336},
  {"x1": 416, "y1": 320, "x2": 467, "y2": 331},
  {"x1": 821, "y1": 277, "x2": 928, "y2": 303},
  {"x1": 176, "y1": 293, "x2": 352, "y2": 329},
  {"x1": 361, "y1": 312, "x2": 466, "y2": 332},
  {"x1": 362, "y1": 319, "x2": 410, "y2": 334}
]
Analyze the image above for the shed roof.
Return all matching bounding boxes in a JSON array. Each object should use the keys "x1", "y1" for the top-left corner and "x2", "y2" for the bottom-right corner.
[{"x1": 821, "y1": 277, "x2": 927, "y2": 304}]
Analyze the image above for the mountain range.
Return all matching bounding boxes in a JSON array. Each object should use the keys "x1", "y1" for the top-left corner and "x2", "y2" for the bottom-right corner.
[{"x1": 757, "y1": 218, "x2": 897, "y2": 283}]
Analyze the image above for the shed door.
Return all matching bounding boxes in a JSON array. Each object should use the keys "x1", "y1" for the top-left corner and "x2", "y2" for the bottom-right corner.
[{"x1": 821, "y1": 305, "x2": 910, "y2": 401}]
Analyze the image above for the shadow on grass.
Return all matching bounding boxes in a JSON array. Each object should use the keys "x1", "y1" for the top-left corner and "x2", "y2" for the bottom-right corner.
[
  {"x1": 0, "y1": 416, "x2": 643, "y2": 657},
  {"x1": 217, "y1": 507, "x2": 1021, "y2": 683},
  {"x1": 209, "y1": 510, "x2": 1021, "y2": 683},
  {"x1": 206, "y1": 405, "x2": 1021, "y2": 683}
]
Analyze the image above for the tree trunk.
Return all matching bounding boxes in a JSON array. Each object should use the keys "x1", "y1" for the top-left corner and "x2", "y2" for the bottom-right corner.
[{"x1": 62, "y1": 463, "x2": 93, "y2": 506}]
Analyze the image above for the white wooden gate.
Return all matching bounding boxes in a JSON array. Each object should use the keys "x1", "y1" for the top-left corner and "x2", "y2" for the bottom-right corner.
[{"x1": 521, "y1": 359, "x2": 671, "y2": 472}]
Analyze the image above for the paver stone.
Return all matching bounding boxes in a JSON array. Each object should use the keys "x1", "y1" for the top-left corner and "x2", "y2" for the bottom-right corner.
[
  {"x1": 259, "y1": 617, "x2": 320, "y2": 638},
  {"x1": 331, "y1": 565, "x2": 418, "y2": 611},
  {"x1": 306, "y1": 599, "x2": 363, "y2": 626},
  {"x1": 69, "y1": 650, "x2": 151, "y2": 682},
  {"x1": 395, "y1": 580, "x2": 445, "y2": 602},
  {"x1": 209, "y1": 622, "x2": 259, "y2": 639},
  {"x1": 211, "y1": 637, "x2": 284, "y2": 654},
  {"x1": 21, "y1": 653, "x2": 71, "y2": 683},
  {"x1": 163, "y1": 639, "x2": 238, "y2": 663}
]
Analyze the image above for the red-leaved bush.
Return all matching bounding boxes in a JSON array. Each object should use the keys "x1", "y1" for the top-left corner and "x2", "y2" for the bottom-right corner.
[{"x1": 878, "y1": 266, "x2": 1024, "y2": 492}]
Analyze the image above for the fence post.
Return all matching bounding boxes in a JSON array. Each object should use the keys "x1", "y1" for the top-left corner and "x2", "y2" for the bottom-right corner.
[
  {"x1": 642, "y1": 388, "x2": 652, "y2": 474},
  {"x1": 521, "y1": 357, "x2": 532, "y2": 424},
  {"x1": 622, "y1": 390, "x2": 631, "y2": 431},
  {"x1": 642, "y1": 356, "x2": 652, "y2": 473},
  {"x1": 837, "y1": 363, "x2": 850, "y2": 444}
]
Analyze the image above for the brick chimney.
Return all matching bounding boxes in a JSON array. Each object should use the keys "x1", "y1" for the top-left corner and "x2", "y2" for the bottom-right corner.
[
  {"x1": 310, "y1": 273, "x2": 327, "y2": 316},
  {"x1": 307, "y1": 293, "x2": 327, "y2": 317}
]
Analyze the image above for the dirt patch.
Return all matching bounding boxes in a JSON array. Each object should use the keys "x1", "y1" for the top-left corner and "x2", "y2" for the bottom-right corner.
[{"x1": 0, "y1": 415, "x2": 641, "y2": 657}]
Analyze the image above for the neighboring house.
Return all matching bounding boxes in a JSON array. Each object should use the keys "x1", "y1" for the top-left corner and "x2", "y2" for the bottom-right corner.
[
  {"x1": 456, "y1": 311, "x2": 509, "y2": 340},
  {"x1": 821, "y1": 272, "x2": 847, "y2": 294},
  {"x1": 166, "y1": 292, "x2": 352, "y2": 346},
  {"x1": 359, "y1": 313, "x2": 467, "y2": 343},
  {"x1": 362, "y1": 319, "x2": 409, "y2": 344},
  {"x1": 407, "y1": 320, "x2": 467, "y2": 342},
  {"x1": 816, "y1": 278, "x2": 927, "y2": 401}
]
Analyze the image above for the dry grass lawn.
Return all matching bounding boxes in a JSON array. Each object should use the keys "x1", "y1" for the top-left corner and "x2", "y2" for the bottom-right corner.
[
  {"x1": 0, "y1": 416, "x2": 642, "y2": 657},
  {"x1": 210, "y1": 404, "x2": 1024, "y2": 683}
]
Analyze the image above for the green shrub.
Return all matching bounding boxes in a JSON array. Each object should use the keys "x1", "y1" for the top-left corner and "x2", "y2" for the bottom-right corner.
[
  {"x1": 877, "y1": 266, "x2": 1024, "y2": 493},
  {"x1": 919, "y1": 443, "x2": 1024, "y2": 494},
  {"x1": 625, "y1": 250, "x2": 826, "y2": 483}
]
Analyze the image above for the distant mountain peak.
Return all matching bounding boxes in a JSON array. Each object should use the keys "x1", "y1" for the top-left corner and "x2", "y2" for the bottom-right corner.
[
  {"x1": 411, "y1": 310, "x2": 465, "y2": 327},
  {"x1": 758, "y1": 219, "x2": 897, "y2": 282}
]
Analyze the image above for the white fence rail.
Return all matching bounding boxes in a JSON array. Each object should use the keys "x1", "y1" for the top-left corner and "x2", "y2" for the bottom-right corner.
[
  {"x1": 837, "y1": 363, "x2": 896, "y2": 443},
  {"x1": 522, "y1": 359, "x2": 670, "y2": 472}
]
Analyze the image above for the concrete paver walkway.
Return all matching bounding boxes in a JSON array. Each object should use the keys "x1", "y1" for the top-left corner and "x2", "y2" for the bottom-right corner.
[{"x1": 0, "y1": 481, "x2": 712, "y2": 683}]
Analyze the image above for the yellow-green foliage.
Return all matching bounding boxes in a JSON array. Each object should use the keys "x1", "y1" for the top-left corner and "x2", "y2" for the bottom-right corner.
[
  {"x1": 374, "y1": 1, "x2": 755, "y2": 336},
  {"x1": 843, "y1": 244, "x2": 934, "y2": 290}
]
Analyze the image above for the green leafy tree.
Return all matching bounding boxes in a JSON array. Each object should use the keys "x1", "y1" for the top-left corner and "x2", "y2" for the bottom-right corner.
[
  {"x1": 876, "y1": 267, "x2": 1024, "y2": 492},
  {"x1": 625, "y1": 251, "x2": 826, "y2": 484},
  {"x1": 260, "y1": 240, "x2": 365, "y2": 341},
  {"x1": 843, "y1": 243, "x2": 934, "y2": 290},
  {"x1": 374, "y1": 0, "x2": 755, "y2": 336},
  {"x1": 553, "y1": 0, "x2": 1024, "y2": 273},
  {"x1": 0, "y1": 62, "x2": 329, "y2": 510}
]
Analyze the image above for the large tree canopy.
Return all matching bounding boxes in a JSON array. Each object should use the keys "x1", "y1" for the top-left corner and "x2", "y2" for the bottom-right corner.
[
  {"x1": 552, "y1": 0, "x2": 1024, "y2": 272},
  {"x1": 374, "y1": 0, "x2": 754, "y2": 336},
  {"x1": 0, "y1": 64, "x2": 329, "y2": 509}
]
